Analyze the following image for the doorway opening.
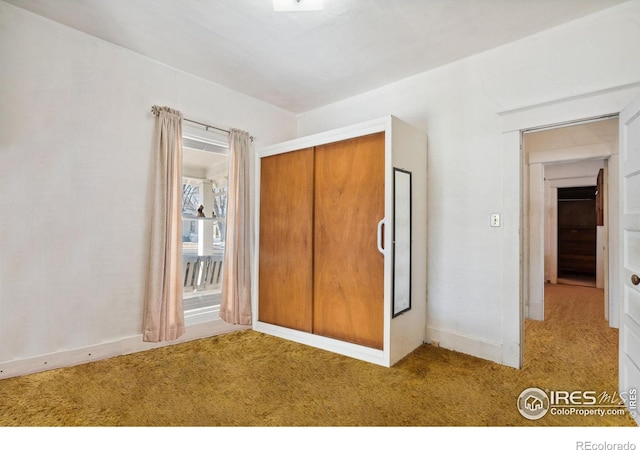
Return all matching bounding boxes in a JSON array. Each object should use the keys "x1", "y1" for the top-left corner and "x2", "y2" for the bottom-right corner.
[
  {"x1": 522, "y1": 116, "x2": 618, "y2": 327},
  {"x1": 520, "y1": 115, "x2": 620, "y2": 383},
  {"x1": 557, "y1": 185, "x2": 598, "y2": 288}
]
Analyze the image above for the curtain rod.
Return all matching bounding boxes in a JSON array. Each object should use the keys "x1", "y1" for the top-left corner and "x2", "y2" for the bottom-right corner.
[{"x1": 151, "y1": 106, "x2": 254, "y2": 141}]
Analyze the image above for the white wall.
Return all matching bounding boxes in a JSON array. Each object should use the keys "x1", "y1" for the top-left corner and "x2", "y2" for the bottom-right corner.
[
  {"x1": 0, "y1": 3, "x2": 297, "y2": 376},
  {"x1": 297, "y1": 0, "x2": 640, "y2": 367}
]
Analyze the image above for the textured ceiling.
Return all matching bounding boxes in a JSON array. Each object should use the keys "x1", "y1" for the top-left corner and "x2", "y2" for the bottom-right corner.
[{"x1": 2, "y1": 0, "x2": 630, "y2": 113}]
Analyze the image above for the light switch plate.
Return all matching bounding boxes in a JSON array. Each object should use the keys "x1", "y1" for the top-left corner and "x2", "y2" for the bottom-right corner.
[{"x1": 490, "y1": 213, "x2": 500, "y2": 227}]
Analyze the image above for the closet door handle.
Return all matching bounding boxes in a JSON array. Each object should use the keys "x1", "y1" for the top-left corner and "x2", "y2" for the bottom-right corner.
[{"x1": 377, "y1": 218, "x2": 385, "y2": 254}]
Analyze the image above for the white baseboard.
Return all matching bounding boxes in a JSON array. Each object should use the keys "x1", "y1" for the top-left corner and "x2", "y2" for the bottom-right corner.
[
  {"x1": 425, "y1": 325, "x2": 504, "y2": 365},
  {"x1": 0, "y1": 319, "x2": 249, "y2": 380},
  {"x1": 253, "y1": 320, "x2": 389, "y2": 367}
]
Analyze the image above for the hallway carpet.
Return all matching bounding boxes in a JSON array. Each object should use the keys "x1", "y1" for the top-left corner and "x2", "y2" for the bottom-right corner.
[{"x1": 0, "y1": 284, "x2": 635, "y2": 426}]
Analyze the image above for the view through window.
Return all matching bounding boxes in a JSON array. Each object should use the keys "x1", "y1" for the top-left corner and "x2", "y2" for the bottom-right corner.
[{"x1": 181, "y1": 128, "x2": 229, "y2": 320}]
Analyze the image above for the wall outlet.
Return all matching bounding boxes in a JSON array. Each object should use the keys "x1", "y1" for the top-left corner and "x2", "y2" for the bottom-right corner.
[{"x1": 431, "y1": 340, "x2": 440, "y2": 348}]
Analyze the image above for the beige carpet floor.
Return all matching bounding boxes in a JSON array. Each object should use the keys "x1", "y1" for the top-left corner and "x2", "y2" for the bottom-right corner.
[{"x1": 0, "y1": 284, "x2": 636, "y2": 426}]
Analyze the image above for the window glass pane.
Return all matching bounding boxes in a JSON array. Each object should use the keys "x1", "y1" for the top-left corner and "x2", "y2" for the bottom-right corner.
[
  {"x1": 182, "y1": 183, "x2": 201, "y2": 217},
  {"x1": 181, "y1": 131, "x2": 229, "y2": 314}
]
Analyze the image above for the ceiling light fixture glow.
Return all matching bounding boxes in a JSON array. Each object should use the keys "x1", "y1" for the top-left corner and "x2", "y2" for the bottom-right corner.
[{"x1": 273, "y1": 0, "x2": 323, "y2": 12}]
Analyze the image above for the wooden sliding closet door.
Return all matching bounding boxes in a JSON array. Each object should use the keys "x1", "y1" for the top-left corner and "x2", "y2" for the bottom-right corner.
[
  {"x1": 259, "y1": 148, "x2": 314, "y2": 332},
  {"x1": 313, "y1": 133, "x2": 385, "y2": 349}
]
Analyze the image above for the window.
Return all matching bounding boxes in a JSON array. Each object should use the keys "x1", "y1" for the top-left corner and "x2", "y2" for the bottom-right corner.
[{"x1": 181, "y1": 126, "x2": 229, "y2": 322}]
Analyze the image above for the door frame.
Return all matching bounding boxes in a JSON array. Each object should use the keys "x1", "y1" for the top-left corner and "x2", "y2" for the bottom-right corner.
[
  {"x1": 498, "y1": 82, "x2": 640, "y2": 369},
  {"x1": 547, "y1": 171, "x2": 608, "y2": 291},
  {"x1": 618, "y1": 94, "x2": 640, "y2": 424}
]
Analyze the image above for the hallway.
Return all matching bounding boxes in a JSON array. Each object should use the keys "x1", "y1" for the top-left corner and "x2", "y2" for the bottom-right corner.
[{"x1": 524, "y1": 284, "x2": 617, "y2": 387}]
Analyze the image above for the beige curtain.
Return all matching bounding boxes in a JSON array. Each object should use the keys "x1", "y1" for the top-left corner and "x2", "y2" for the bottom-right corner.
[
  {"x1": 219, "y1": 128, "x2": 252, "y2": 325},
  {"x1": 143, "y1": 106, "x2": 185, "y2": 342}
]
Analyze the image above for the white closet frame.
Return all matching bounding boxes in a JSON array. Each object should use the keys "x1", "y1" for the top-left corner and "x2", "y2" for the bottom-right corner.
[{"x1": 251, "y1": 115, "x2": 428, "y2": 367}]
